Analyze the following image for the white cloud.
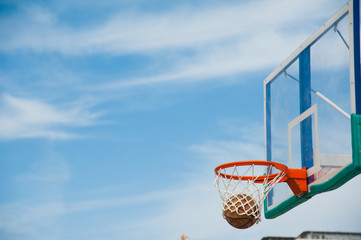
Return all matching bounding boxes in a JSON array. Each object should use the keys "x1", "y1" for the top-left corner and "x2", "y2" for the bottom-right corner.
[
  {"x1": 0, "y1": 0, "x2": 347, "y2": 92},
  {"x1": 0, "y1": 95, "x2": 100, "y2": 140},
  {"x1": 15, "y1": 157, "x2": 70, "y2": 183},
  {"x1": 0, "y1": 0, "x2": 341, "y2": 55},
  {"x1": 74, "y1": 0, "x2": 346, "y2": 90},
  {"x1": 89, "y1": 30, "x2": 308, "y2": 90},
  {"x1": 1, "y1": 131, "x2": 360, "y2": 240},
  {"x1": 0, "y1": 202, "x2": 66, "y2": 240},
  {"x1": 188, "y1": 122, "x2": 266, "y2": 167},
  {"x1": 190, "y1": 140, "x2": 264, "y2": 165},
  {"x1": 109, "y1": 181, "x2": 226, "y2": 240},
  {"x1": 2, "y1": 174, "x2": 360, "y2": 240}
]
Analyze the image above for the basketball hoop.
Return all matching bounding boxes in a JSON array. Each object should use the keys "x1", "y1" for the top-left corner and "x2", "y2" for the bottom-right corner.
[{"x1": 214, "y1": 160, "x2": 307, "y2": 228}]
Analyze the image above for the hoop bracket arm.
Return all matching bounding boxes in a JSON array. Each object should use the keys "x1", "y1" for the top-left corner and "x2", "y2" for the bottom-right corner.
[{"x1": 284, "y1": 167, "x2": 308, "y2": 196}]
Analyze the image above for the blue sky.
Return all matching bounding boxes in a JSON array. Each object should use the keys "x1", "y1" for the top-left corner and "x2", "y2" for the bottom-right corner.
[{"x1": 1, "y1": 0, "x2": 361, "y2": 240}]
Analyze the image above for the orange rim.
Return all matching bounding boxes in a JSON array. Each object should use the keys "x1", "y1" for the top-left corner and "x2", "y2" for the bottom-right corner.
[{"x1": 214, "y1": 160, "x2": 289, "y2": 183}]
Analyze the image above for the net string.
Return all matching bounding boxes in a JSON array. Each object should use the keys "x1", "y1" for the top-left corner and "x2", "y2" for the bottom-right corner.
[{"x1": 214, "y1": 164, "x2": 287, "y2": 223}]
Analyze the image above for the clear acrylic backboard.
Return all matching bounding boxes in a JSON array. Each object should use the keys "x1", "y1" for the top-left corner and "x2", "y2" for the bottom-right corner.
[{"x1": 264, "y1": 0, "x2": 361, "y2": 219}]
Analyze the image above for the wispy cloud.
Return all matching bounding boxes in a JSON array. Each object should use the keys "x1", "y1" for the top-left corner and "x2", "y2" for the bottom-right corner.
[
  {"x1": 0, "y1": 95, "x2": 101, "y2": 140},
  {"x1": 0, "y1": 0, "x2": 346, "y2": 93},
  {"x1": 188, "y1": 124, "x2": 265, "y2": 166},
  {"x1": 88, "y1": 30, "x2": 304, "y2": 90},
  {"x1": 1, "y1": 126, "x2": 360, "y2": 240},
  {"x1": 0, "y1": 0, "x2": 340, "y2": 55},
  {"x1": 15, "y1": 157, "x2": 70, "y2": 183},
  {"x1": 2, "y1": 175, "x2": 360, "y2": 240},
  {"x1": 78, "y1": 0, "x2": 345, "y2": 90},
  {"x1": 0, "y1": 202, "x2": 66, "y2": 240}
]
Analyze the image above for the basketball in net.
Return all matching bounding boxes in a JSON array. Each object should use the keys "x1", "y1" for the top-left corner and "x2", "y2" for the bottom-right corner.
[
  {"x1": 223, "y1": 194, "x2": 259, "y2": 229},
  {"x1": 214, "y1": 161, "x2": 290, "y2": 229}
]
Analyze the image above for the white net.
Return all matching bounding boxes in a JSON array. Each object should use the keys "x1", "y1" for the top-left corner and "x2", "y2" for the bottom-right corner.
[{"x1": 214, "y1": 163, "x2": 287, "y2": 223}]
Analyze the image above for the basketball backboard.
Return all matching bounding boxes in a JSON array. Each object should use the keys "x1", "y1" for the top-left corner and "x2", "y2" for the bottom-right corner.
[{"x1": 264, "y1": 0, "x2": 361, "y2": 219}]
